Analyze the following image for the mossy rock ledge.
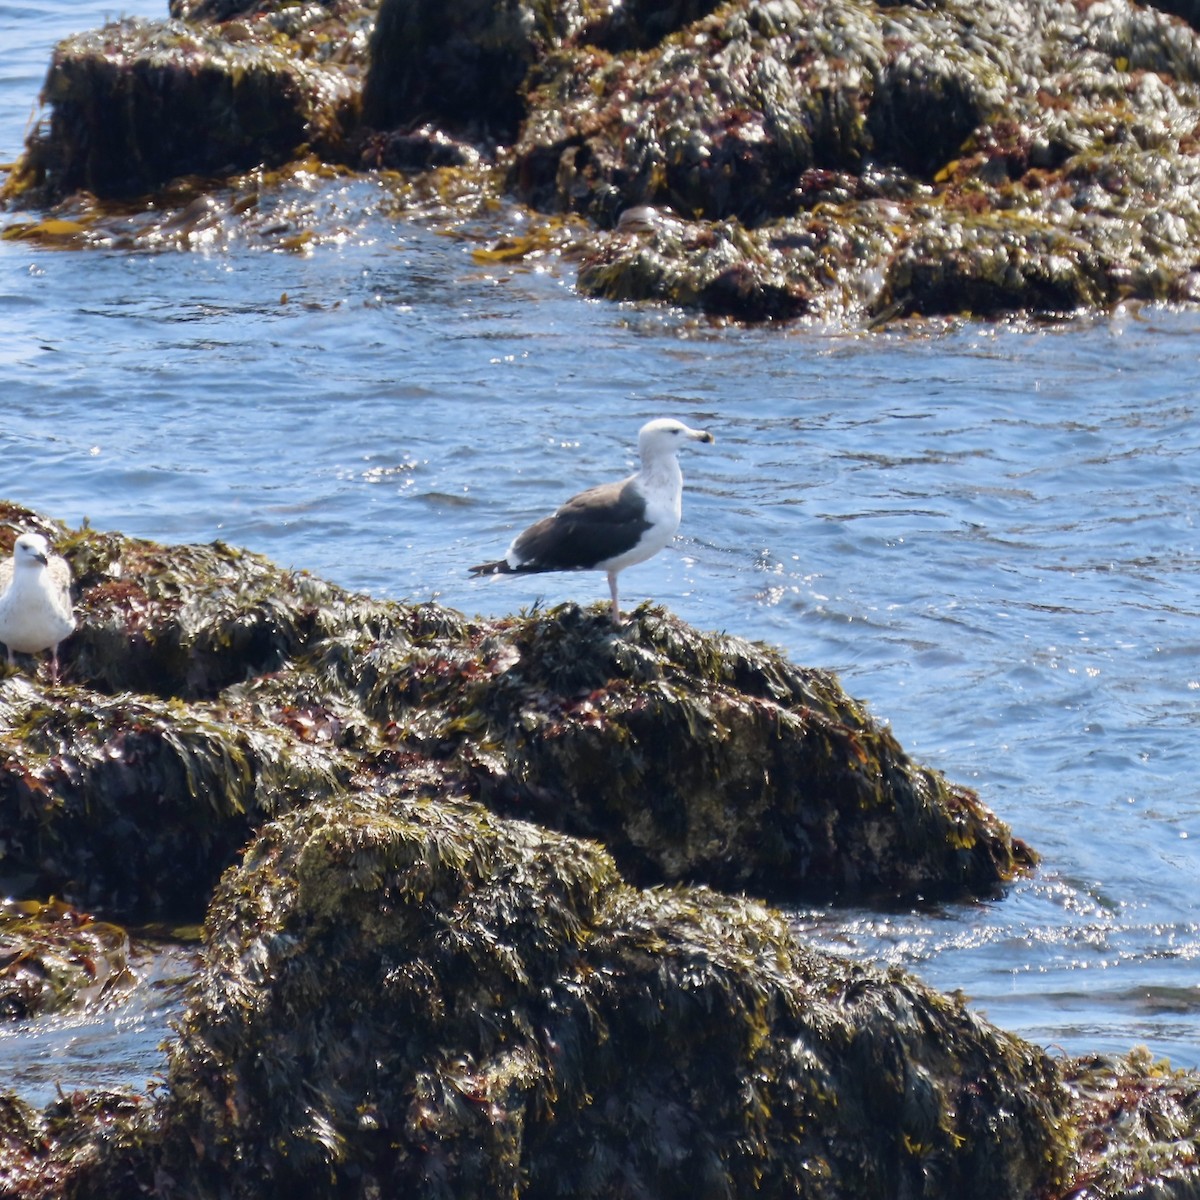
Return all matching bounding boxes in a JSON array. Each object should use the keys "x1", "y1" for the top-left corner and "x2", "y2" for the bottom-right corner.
[
  {"x1": 0, "y1": 504, "x2": 1031, "y2": 915},
  {"x1": 11, "y1": 0, "x2": 1200, "y2": 321}
]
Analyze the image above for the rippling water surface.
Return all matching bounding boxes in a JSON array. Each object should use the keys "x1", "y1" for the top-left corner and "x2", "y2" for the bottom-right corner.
[{"x1": 4, "y1": 0, "x2": 1200, "y2": 1094}]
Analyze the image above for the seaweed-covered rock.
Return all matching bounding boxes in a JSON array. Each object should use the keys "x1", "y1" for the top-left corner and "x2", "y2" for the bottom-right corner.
[
  {"x1": 157, "y1": 792, "x2": 1070, "y2": 1199},
  {"x1": 0, "y1": 505, "x2": 1034, "y2": 912},
  {"x1": 225, "y1": 596, "x2": 1034, "y2": 901},
  {"x1": 5, "y1": 13, "x2": 365, "y2": 203},
  {"x1": 362, "y1": 0, "x2": 570, "y2": 139},
  {"x1": 1060, "y1": 1048, "x2": 1200, "y2": 1197},
  {"x1": 14, "y1": 0, "x2": 1200, "y2": 319},
  {"x1": 444, "y1": 604, "x2": 1033, "y2": 900},
  {"x1": 0, "y1": 1089, "x2": 155, "y2": 1200},
  {"x1": 62, "y1": 526, "x2": 345, "y2": 699},
  {"x1": 501, "y1": 0, "x2": 1200, "y2": 320},
  {"x1": 0, "y1": 507, "x2": 1197, "y2": 1198},
  {"x1": 0, "y1": 898, "x2": 132, "y2": 1019},
  {"x1": 0, "y1": 678, "x2": 346, "y2": 915},
  {"x1": 9, "y1": 909, "x2": 1200, "y2": 1200}
]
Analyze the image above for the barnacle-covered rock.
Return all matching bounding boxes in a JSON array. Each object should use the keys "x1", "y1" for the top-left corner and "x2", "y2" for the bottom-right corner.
[
  {"x1": 154, "y1": 793, "x2": 1071, "y2": 1199},
  {"x1": 0, "y1": 898, "x2": 132, "y2": 1019}
]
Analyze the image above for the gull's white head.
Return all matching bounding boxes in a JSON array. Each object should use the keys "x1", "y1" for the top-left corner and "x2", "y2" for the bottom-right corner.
[
  {"x1": 13, "y1": 533, "x2": 51, "y2": 570},
  {"x1": 637, "y1": 417, "x2": 715, "y2": 461}
]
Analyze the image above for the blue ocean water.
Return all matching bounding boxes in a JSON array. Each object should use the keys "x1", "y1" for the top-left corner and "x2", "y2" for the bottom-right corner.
[{"x1": 3, "y1": 0, "x2": 1200, "y2": 1101}]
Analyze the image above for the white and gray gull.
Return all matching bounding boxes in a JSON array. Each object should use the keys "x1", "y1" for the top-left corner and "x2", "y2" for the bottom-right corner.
[
  {"x1": 470, "y1": 418, "x2": 715, "y2": 625},
  {"x1": 0, "y1": 532, "x2": 76, "y2": 682}
]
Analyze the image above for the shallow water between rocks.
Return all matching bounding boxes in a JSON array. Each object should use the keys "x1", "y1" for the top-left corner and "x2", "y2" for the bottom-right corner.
[{"x1": 3, "y1": 0, "x2": 1200, "y2": 1099}]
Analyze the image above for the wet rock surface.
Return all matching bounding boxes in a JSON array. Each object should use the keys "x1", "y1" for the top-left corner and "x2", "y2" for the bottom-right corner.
[
  {"x1": 0, "y1": 502, "x2": 1195, "y2": 1197},
  {"x1": 155, "y1": 794, "x2": 1070, "y2": 1199},
  {"x1": 9, "y1": 0, "x2": 1200, "y2": 321}
]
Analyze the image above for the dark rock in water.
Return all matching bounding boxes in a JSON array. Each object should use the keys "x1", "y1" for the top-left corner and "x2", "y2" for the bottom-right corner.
[
  {"x1": 11, "y1": 0, "x2": 1200, "y2": 319},
  {"x1": 1148, "y1": 0, "x2": 1200, "y2": 28},
  {"x1": 581, "y1": 0, "x2": 725, "y2": 51},
  {"x1": 359, "y1": 123, "x2": 482, "y2": 171},
  {"x1": 866, "y1": 50, "x2": 987, "y2": 179},
  {"x1": 0, "y1": 505, "x2": 1195, "y2": 1198}
]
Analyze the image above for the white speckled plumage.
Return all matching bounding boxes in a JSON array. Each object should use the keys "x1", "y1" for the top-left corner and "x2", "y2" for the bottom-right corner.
[{"x1": 0, "y1": 533, "x2": 75, "y2": 681}]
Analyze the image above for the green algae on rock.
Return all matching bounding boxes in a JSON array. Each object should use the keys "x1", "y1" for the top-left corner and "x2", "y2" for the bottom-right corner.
[{"x1": 156, "y1": 792, "x2": 1071, "y2": 1199}]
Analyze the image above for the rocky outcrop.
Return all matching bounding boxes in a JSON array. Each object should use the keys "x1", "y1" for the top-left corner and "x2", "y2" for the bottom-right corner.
[
  {"x1": 151, "y1": 794, "x2": 1073, "y2": 1198},
  {"x1": 3, "y1": 3, "x2": 369, "y2": 202},
  {"x1": 9, "y1": 0, "x2": 1200, "y2": 321},
  {"x1": 1, "y1": 794, "x2": 1199, "y2": 1199},
  {"x1": 0, "y1": 503, "x2": 1196, "y2": 1198},
  {"x1": 0, "y1": 504, "x2": 1033, "y2": 918}
]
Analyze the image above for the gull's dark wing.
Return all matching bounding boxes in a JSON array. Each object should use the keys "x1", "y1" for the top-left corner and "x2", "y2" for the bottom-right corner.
[{"x1": 509, "y1": 478, "x2": 651, "y2": 571}]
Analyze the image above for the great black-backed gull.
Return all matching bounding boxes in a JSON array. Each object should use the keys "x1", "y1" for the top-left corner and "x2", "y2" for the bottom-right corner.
[
  {"x1": 0, "y1": 532, "x2": 75, "y2": 682},
  {"x1": 471, "y1": 417, "x2": 714, "y2": 624}
]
